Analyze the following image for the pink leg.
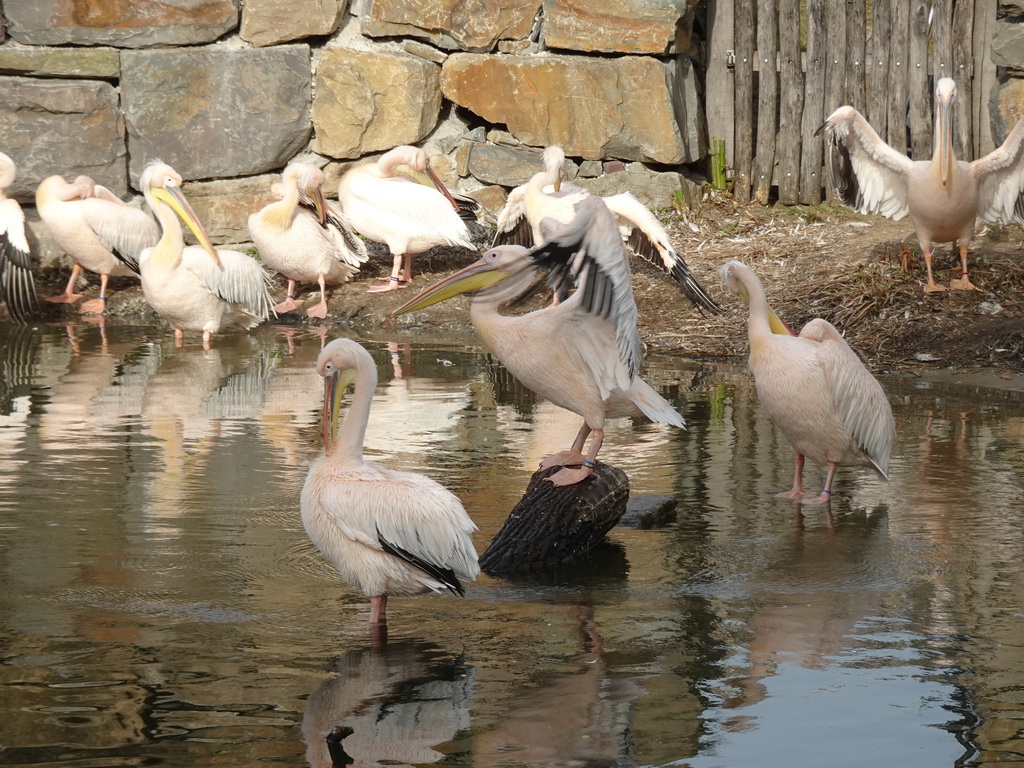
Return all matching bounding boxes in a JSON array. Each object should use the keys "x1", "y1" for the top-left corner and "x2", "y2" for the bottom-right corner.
[
  {"x1": 368, "y1": 252, "x2": 408, "y2": 293},
  {"x1": 368, "y1": 594, "x2": 388, "y2": 625},
  {"x1": 46, "y1": 263, "x2": 84, "y2": 303},
  {"x1": 540, "y1": 422, "x2": 591, "y2": 470},
  {"x1": 803, "y1": 461, "x2": 839, "y2": 505},
  {"x1": 174, "y1": 328, "x2": 184, "y2": 348},
  {"x1": 949, "y1": 244, "x2": 979, "y2": 291},
  {"x1": 306, "y1": 274, "x2": 330, "y2": 318},
  {"x1": 548, "y1": 428, "x2": 604, "y2": 486},
  {"x1": 80, "y1": 273, "x2": 110, "y2": 315},
  {"x1": 202, "y1": 330, "x2": 212, "y2": 352},
  {"x1": 776, "y1": 452, "x2": 806, "y2": 499},
  {"x1": 274, "y1": 279, "x2": 305, "y2": 313},
  {"x1": 922, "y1": 246, "x2": 947, "y2": 293}
]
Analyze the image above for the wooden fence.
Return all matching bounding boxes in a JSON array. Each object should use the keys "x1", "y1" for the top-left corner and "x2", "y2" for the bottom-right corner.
[{"x1": 704, "y1": 0, "x2": 999, "y2": 205}]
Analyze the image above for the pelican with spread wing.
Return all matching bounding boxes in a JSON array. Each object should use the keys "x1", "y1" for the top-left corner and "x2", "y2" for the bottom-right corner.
[
  {"x1": 492, "y1": 145, "x2": 721, "y2": 313},
  {"x1": 392, "y1": 195, "x2": 686, "y2": 486},
  {"x1": 819, "y1": 77, "x2": 1024, "y2": 292},
  {"x1": 0, "y1": 152, "x2": 39, "y2": 322},
  {"x1": 139, "y1": 161, "x2": 273, "y2": 349}
]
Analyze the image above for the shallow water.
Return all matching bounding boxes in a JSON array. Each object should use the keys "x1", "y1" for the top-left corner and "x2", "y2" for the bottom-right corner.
[{"x1": 0, "y1": 320, "x2": 1021, "y2": 768}]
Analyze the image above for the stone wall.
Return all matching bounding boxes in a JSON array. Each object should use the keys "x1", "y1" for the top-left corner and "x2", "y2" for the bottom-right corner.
[{"x1": 0, "y1": 0, "x2": 704, "y2": 264}]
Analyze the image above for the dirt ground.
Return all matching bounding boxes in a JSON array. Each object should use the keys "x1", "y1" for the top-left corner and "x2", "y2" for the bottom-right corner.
[{"x1": 19, "y1": 194, "x2": 1024, "y2": 383}]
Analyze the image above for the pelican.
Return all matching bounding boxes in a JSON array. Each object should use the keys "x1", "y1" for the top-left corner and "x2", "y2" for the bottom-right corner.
[
  {"x1": 0, "y1": 152, "x2": 39, "y2": 322},
  {"x1": 493, "y1": 145, "x2": 721, "y2": 313},
  {"x1": 249, "y1": 162, "x2": 367, "y2": 318},
  {"x1": 391, "y1": 196, "x2": 686, "y2": 486},
  {"x1": 337, "y1": 145, "x2": 475, "y2": 293},
  {"x1": 720, "y1": 259, "x2": 895, "y2": 504},
  {"x1": 36, "y1": 173, "x2": 159, "y2": 314},
  {"x1": 301, "y1": 337, "x2": 480, "y2": 626},
  {"x1": 819, "y1": 77, "x2": 1024, "y2": 293},
  {"x1": 139, "y1": 161, "x2": 273, "y2": 348}
]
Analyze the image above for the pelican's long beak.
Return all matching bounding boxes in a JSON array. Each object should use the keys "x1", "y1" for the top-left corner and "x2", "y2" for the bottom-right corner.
[
  {"x1": 308, "y1": 184, "x2": 328, "y2": 226},
  {"x1": 424, "y1": 164, "x2": 461, "y2": 213},
  {"x1": 389, "y1": 257, "x2": 512, "y2": 317},
  {"x1": 152, "y1": 183, "x2": 220, "y2": 267},
  {"x1": 767, "y1": 306, "x2": 794, "y2": 336},
  {"x1": 938, "y1": 99, "x2": 953, "y2": 187},
  {"x1": 322, "y1": 369, "x2": 341, "y2": 453}
]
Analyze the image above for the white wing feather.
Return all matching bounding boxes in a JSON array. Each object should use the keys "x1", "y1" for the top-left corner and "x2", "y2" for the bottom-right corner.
[
  {"x1": 185, "y1": 247, "x2": 274, "y2": 320},
  {"x1": 972, "y1": 117, "x2": 1024, "y2": 224}
]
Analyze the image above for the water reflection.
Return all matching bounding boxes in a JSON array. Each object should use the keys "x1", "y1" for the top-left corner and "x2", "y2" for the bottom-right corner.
[{"x1": 0, "y1": 320, "x2": 1021, "y2": 767}]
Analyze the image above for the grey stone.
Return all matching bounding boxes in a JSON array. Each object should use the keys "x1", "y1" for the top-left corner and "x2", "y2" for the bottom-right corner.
[
  {"x1": 4, "y1": 0, "x2": 238, "y2": 48},
  {"x1": 618, "y1": 494, "x2": 678, "y2": 529},
  {"x1": 182, "y1": 174, "x2": 279, "y2": 245},
  {"x1": 0, "y1": 46, "x2": 120, "y2": 79},
  {"x1": 0, "y1": 76, "x2": 126, "y2": 200},
  {"x1": 403, "y1": 40, "x2": 449, "y2": 64},
  {"x1": 121, "y1": 46, "x2": 312, "y2": 183},
  {"x1": 241, "y1": 0, "x2": 345, "y2": 46},
  {"x1": 363, "y1": 0, "x2": 540, "y2": 52},
  {"x1": 992, "y1": 18, "x2": 1024, "y2": 71},
  {"x1": 576, "y1": 163, "x2": 685, "y2": 210},
  {"x1": 467, "y1": 143, "x2": 577, "y2": 187}
]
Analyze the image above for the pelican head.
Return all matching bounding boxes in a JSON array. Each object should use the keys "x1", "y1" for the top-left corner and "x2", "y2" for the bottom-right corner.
[
  {"x1": 542, "y1": 146, "x2": 566, "y2": 192},
  {"x1": 379, "y1": 145, "x2": 460, "y2": 212},
  {"x1": 719, "y1": 259, "x2": 793, "y2": 336},
  {"x1": 316, "y1": 338, "x2": 365, "y2": 454},
  {"x1": 389, "y1": 245, "x2": 528, "y2": 317},
  {"x1": 934, "y1": 77, "x2": 957, "y2": 187},
  {"x1": 141, "y1": 161, "x2": 219, "y2": 266},
  {"x1": 0, "y1": 152, "x2": 16, "y2": 190},
  {"x1": 286, "y1": 162, "x2": 328, "y2": 225}
]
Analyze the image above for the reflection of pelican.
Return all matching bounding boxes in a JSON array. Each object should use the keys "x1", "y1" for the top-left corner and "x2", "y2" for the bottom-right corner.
[
  {"x1": 0, "y1": 152, "x2": 39, "y2": 322},
  {"x1": 36, "y1": 173, "x2": 158, "y2": 313},
  {"x1": 139, "y1": 162, "x2": 273, "y2": 349},
  {"x1": 337, "y1": 145, "x2": 475, "y2": 293},
  {"x1": 304, "y1": 641, "x2": 476, "y2": 768},
  {"x1": 493, "y1": 145, "x2": 721, "y2": 313},
  {"x1": 392, "y1": 196, "x2": 686, "y2": 486},
  {"x1": 248, "y1": 162, "x2": 366, "y2": 318},
  {"x1": 819, "y1": 77, "x2": 1024, "y2": 292},
  {"x1": 720, "y1": 259, "x2": 894, "y2": 503},
  {"x1": 301, "y1": 338, "x2": 479, "y2": 625}
]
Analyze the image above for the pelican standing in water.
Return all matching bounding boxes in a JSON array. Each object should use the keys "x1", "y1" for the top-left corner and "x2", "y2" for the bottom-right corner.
[
  {"x1": 337, "y1": 145, "x2": 475, "y2": 293},
  {"x1": 301, "y1": 337, "x2": 479, "y2": 626},
  {"x1": 0, "y1": 152, "x2": 39, "y2": 322},
  {"x1": 139, "y1": 161, "x2": 273, "y2": 348},
  {"x1": 36, "y1": 173, "x2": 159, "y2": 313},
  {"x1": 720, "y1": 259, "x2": 894, "y2": 504},
  {"x1": 392, "y1": 196, "x2": 686, "y2": 486},
  {"x1": 493, "y1": 145, "x2": 721, "y2": 313},
  {"x1": 819, "y1": 77, "x2": 1024, "y2": 293},
  {"x1": 249, "y1": 162, "x2": 367, "y2": 318}
]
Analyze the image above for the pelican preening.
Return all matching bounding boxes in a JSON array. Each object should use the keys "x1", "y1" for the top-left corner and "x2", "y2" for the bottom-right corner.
[
  {"x1": 36, "y1": 173, "x2": 159, "y2": 314},
  {"x1": 301, "y1": 337, "x2": 480, "y2": 625},
  {"x1": 249, "y1": 162, "x2": 366, "y2": 318},
  {"x1": 139, "y1": 161, "x2": 273, "y2": 349},
  {"x1": 819, "y1": 77, "x2": 1024, "y2": 293},
  {"x1": 493, "y1": 146, "x2": 722, "y2": 314},
  {"x1": 337, "y1": 145, "x2": 476, "y2": 293},
  {"x1": 720, "y1": 260, "x2": 895, "y2": 504},
  {"x1": 392, "y1": 196, "x2": 686, "y2": 486},
  {"x1": 0, "y1": 152, "x2": 39, "y2": 322}
]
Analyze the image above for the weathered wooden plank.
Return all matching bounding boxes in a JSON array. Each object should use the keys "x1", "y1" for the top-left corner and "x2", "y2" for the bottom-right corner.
[
  {"x1": 776, "y1": 0, "x2": 802, "y2": 204},
  {"x1": 733, "y1": 0, "x2": 755, "y2": 203},
  {"x1": 973, "y1": 0, "x2": 996, "y2": 157},
  {"x1": 888, "y1": 0, "x2": 910, "y2": 153},
  {"x1": 931, "y1": 0, "x2": 959, "y2": 156},
  {"x1": 752, "y1": 0, "x2": 778, "y2": 204},
  {"x1": 908, "y1": 0, "x2": 931, "y2": 159},
  {"x1": 846, "y1": 0, "x2": 867, "y2": 113},
  {"x1": 950, "y1": 0, "x2": 973, "y2": 158},
  {"x1": 867, "y1": 0, "x2": 891, "y2": 134},
  {"x1": 705, "y1": 0, "x2": 736, "y2": 170},
  {"x1": 799, "y1": 0, "x2": 826, "y2": 204},
  {"x1": 823, "y1": 0, "x2": 847, "y2": 202}
]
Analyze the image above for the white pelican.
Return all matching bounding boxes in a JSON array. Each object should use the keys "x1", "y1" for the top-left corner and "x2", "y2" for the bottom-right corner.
[
  {"x1": 493, "y1": 145, "x2": 721, "y2": 313},
  {"x1": 139, "y1": 161, "x2": 274, "y2": 349},
  {"x1": 301, "y1": 337, "x2": 480, "y2": 626},
  {"x1": 391, "y1": 195, "x2": 686, "y2": 486},
  {"x1": 337, "y1": 145, "x2": 475, "y2": 293},
  {"x1": 248, "y1": 162, "x2": 367, "y2": 318},
  {"x1": 36, "y1": 173, "x2": 159, "y2": 314},
  {"x1": 720, "y1": 259, "x2": 895, "y2": 504},
  {"x1": 0, "y1": 152, "x2": 39, "y2": 322},
  {"x1": 819, "y1": 77, "x2": 1024, "y2": 293}
]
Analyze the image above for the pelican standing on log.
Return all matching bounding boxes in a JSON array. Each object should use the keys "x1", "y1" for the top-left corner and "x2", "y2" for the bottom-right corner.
[
  {"x1": 819, "y1": 77, "x2": 1024, "y2": 293},
  {"x1": 337, "y1": 145, "x2": 476, "y2": 293},
  {"x1": 493, "y1": 145, "x2": 721, "y2": 313},
  {"x1": 139, "y1": 161, "x2": 273, "y2": 349},
  {"x1": 301, "y1": 337, "x2": 480, "y2": 626},
  {"x1": 0, "y1": 152, "x2": 39, "y2": 322},
  {"x1": 249, "y1": 162, "x2": 366, "y2": 318},
  {"x1": 720, "y1": 259, "x2": 895, "y2": 504},
  {"x1": 392, "y1": 196, "x2": 686, "y2": 486},
  {"x1": 36, "y1": 173, "x2": 159, "y2": 314}
]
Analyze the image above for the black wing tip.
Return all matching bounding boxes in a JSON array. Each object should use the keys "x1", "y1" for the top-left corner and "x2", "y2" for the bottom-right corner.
[{"x1": 378, "y1": 531, "x2": 466, "y2": 597}]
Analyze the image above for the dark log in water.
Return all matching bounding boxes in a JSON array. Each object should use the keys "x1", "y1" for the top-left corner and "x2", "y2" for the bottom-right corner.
[{"x1": 480, "y1": 462, "x2": 629, "y2": 578}]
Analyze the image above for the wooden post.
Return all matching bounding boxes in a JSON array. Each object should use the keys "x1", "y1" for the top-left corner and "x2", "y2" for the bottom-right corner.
[
  {"x1": 479, "y1": 462, "x2": 630, "y2": 578},
  {"x1": 823, "y1": 0, "x2": 847, "y2": 202},
  {"x1": 972, "y1": 0, "x2": 995, "y2": 157},
  {"x1": 799, "y1": 0, "x2": 826, "y2": 204},
  {"x1": 888, "y1": 0, "x2": 910, "y2": 152},
  {"x1": 932, "y1": 0, "x2": 959, "y2": 156},
  {"x1": 753, "y1": 0, "x2": 778, "y2": 204},
  {"x1": 706, "y1": 0, "x2": 736, "y2": 173},
  {"x1": 733, "y1": 0, "x2": 755, "y2": 203},
  {"x1": 776, "y1": 0, "x2": 803, "y2": 205},
  {"x1": 846, "y1": 0, "x2": 867, "y2": 114},
  {"x1": 909, "y1": 0, "x2": 932, "y2": 159},
  {"x1": 952, "y1": 0, "x2": 975, "y2": 158},
  {"x1": 867, "y1": 0, "x2": 891, "y2": 137}
]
